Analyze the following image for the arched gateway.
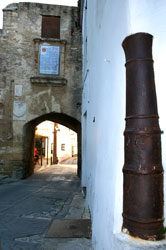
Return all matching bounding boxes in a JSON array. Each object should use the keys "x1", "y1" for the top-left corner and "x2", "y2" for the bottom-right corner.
[
  {"x1": 23, "y1": 112, "x2": 81, "y2": 178},
  {"x1": 0, "y1": 3, "x2": 82, "y2": 178}
]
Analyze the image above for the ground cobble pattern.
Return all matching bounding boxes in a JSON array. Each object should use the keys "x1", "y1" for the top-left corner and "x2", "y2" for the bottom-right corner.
[{"x1": 0, "y1": 165, "x2": 92, "y2": 250}]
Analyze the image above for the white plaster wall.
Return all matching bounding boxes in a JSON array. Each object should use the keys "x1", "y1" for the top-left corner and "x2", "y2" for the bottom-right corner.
[
  {"x1": 82, "y1": 0, "x2": 130, "y2": 249},
  {"x1": 82, "y1": 0, "x2": 166, "y2": 250},
  {"x1": 36, "y1": 122, "x2": 77, "y2": 160},
  {"x1": 36, "y1": 120, "x2": 54, "y2": 158},
  {"x1": 57, "y1": 124, "x2": 77, "y2": 158}
]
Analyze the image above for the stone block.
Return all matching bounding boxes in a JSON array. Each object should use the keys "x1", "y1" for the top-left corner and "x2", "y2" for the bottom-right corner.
[{"x1": 114, "y1": 233, "x2": 166, "y2": 250}]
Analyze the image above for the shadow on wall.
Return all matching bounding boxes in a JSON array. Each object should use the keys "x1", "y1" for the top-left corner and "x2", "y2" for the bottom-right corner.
[{"x1": 22, "y1": 112, "x2": 81, "y2": 178}]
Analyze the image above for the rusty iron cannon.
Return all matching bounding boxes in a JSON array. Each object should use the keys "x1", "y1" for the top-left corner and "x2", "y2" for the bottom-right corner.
[{"x1": 122, "y1": 33, "x2": 164, "y2": 240}]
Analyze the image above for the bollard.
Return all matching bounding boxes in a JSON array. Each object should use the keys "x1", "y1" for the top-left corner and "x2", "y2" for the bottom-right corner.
[{"x1": 122, "y1": 33, "x2": 164, "y2": 240}]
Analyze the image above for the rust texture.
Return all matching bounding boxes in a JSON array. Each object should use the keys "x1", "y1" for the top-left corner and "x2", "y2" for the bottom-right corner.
[{"x1": 122, "y1": 33, "x2": 164, "y2": 240}]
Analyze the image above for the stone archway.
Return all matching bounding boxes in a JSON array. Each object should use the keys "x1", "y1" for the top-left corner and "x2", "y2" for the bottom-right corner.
[{"x1": 23, "y1": 112, "x2": 81, "y2": 178}]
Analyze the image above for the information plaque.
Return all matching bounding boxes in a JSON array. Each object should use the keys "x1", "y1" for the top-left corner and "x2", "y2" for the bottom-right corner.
[{"x1": 39, "y1": 45, "x2": 60, "y2": 75}]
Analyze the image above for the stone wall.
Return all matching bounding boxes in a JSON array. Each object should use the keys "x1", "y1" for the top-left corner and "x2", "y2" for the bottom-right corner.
[{"x1": 0, "y1": 2, "x2": 82, "y2": 177}]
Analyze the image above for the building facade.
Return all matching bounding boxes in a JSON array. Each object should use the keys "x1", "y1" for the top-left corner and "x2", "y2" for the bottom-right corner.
[
  {"x1": 0, "y1": 2, "x2": 82, "y2": 178},
  {"x1": 35, "y1": 120, "x2": 77, "y2": 165},
  {"x1": 81, "y1": 0, "x2": 166, "y2": 249}
]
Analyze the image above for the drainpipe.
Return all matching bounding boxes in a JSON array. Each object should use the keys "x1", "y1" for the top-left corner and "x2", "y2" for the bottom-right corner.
[{"x1": 122, "y1": 33, "x2": 164, "y2": 240}]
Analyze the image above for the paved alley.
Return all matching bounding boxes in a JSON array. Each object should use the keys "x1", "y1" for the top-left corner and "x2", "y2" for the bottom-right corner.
[{"x1": 0, "y1": 165, "x2": 92, "y2": 250}]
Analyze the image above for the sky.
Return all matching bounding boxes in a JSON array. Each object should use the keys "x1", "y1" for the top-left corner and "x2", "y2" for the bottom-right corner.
[{"x1": 0, "y1": 0, "x2": 78, "y2": 28}]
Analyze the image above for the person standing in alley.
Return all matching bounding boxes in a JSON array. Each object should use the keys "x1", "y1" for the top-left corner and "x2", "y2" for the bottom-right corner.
[{"x1": 34, "y1": 147, "x2": 39, "y2": 165}]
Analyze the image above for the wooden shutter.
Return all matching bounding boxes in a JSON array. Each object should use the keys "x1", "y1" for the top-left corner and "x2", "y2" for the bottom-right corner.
[{"x1": 42, "y1": 16, "x2": 60, "y2": 39}]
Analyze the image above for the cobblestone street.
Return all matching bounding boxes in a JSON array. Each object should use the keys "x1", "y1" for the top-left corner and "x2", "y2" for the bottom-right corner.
[{"x1": 0, "y1": 165, "x2": 92, "y2": 250}]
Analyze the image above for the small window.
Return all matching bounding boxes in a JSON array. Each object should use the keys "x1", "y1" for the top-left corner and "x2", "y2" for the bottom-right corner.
[
  {"x1": 42, "y1": 16, "x2": 60, "y2": 39},
  {"x1": 61, "y1": 144, "x2": 65, "y2": 151}
]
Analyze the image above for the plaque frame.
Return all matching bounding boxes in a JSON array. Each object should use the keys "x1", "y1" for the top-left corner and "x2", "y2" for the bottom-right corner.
[{"x1": 39, "y1": 44, "x2": 60, "y2": 75}]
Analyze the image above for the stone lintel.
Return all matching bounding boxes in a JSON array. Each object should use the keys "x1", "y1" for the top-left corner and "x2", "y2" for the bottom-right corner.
[
  {"x1": 30, "y1": 76, "x2": 67, "y2": 86},
  {"x1": 33, "y1": 38, "x2": 67, "y2": 45}
]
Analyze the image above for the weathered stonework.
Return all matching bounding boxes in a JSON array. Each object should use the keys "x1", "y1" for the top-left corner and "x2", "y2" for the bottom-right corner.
[{"x1": 0, "y1": 2, "x2": 82, "y2": 177}]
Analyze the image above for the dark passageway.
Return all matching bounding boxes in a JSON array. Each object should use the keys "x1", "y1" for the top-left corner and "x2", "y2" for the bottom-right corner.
[{"x1": 23, "y1": 112, "x2": 81, "y2": 179}]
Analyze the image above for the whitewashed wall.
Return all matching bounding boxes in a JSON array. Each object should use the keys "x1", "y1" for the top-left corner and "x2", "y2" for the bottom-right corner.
[
  {"x1": 82, "y1": 0, "x2": 130, "y2": 249},
  {"x1": 36, "y1": 121, "x2": 54, "y2": 158},
  {"x1": 57, "y1": 124, "x2": 77, "y2": 159},
  {"x1": 82, "y1": 0, "x2": 166, "y2": 250}
]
